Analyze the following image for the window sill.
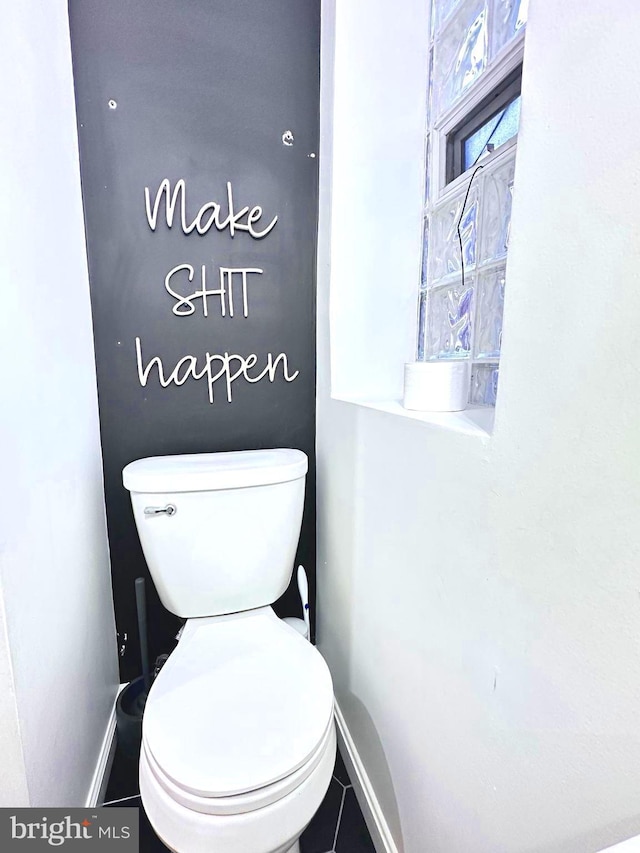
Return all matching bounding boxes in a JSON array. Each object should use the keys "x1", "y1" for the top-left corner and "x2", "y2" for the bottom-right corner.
[{"x1": 332, "y1": 397, "x2": 494, "y2": 438}]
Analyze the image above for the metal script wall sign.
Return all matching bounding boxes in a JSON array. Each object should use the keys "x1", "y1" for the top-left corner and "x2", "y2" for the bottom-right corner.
[{"x1": 135, "y1": 178, "x2": 299, "y2": 404}]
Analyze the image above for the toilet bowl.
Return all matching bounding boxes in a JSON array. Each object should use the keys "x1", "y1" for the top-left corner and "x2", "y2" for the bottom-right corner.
[
  {"x1": 139, "y1": 608, "x2": 335, "y2": 853},
  {"x1": 140, "y1": 735, "x2": 335, "y2": 853},
  {"x1": 122, "y1": 449, "x2": 336, "y2": 853}
]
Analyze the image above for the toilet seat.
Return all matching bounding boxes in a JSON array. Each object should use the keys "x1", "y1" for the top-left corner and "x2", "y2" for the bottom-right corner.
[
  {"x1": 140, "y1": 724, "x2": 337, "y2": 853},
  {"x1": 142, "y1": 716, "x2": 335, "y2": 815},
  {"x1": 142, "y1": 607, "x2": 334, "y2": 803}
]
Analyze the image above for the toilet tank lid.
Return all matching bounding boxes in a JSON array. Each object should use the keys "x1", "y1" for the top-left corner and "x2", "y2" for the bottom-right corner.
[{"x1": 123, "y1": 449, "x2": 308, "y2": 493}]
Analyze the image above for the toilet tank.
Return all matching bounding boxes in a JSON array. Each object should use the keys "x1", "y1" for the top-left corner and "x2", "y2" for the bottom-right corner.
[{"x1": 122, "y1": 449, "x2": 307, "y2": 618}]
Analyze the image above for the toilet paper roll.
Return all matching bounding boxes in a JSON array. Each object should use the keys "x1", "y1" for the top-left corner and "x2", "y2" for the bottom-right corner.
[{"x1": 403, "y1": 360, "x2": 470, "y2": 412}]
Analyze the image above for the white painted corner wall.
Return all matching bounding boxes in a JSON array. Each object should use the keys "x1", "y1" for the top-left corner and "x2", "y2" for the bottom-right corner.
[
  {"x1": 326, "y1": 0, "x2": 427, "y2": 402},
  {"x1": 0, "y1": 0, "x2": 119, "y2": 806},
  {"x1": 317, "y1": 1, "x2": 640, "y2": 852}
]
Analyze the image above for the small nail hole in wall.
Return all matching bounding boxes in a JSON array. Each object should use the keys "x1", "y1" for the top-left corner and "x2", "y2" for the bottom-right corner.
[
  {"x1": 108, "y1": 99, "x2": 117, "y2": 110},
  {"x1": 282, "y1": 130, "x2": 294, "y2": 146}
]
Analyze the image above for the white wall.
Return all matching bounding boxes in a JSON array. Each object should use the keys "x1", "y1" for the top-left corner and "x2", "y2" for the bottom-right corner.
[
  {"x1": 0, "y1": 599, "x2": 29, "y2": 805},
  {"x1": 0, "y1": 1, "x2": 119, "y2": 806},
  {"x1": 327, "y1": 0, "x2": 426, "y2": 401},
  {"x1": 317, "y1": 1, "x2": 640, "y2": 852}
]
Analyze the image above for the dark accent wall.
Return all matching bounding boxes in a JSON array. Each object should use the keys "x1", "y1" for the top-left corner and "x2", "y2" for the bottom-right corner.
[{"x1": 68, "y1": 0, "x2": 320, "y2": 682}]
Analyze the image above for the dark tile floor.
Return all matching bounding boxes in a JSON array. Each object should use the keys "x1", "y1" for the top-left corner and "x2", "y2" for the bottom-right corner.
[{"x1": 104, "y1": 742, "x2": 376, "y2": 853}]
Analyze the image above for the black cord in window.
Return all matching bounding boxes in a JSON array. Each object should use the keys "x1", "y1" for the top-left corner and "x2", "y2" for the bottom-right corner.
[
  {"x1": 456, "y1": 164, "x2": 484, "y2": 292},
  {"x1": 456, "y1": 107, "x2": 510, "y2": 291}
]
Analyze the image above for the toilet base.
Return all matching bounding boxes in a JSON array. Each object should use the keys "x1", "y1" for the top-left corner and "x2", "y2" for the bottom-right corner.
[{"x1": 140, "y1": 725, "x2": 336, "y2": 853}]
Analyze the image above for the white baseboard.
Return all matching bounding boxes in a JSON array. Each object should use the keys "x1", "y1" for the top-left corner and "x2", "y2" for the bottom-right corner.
[
  {"x1": 333, "y1": 701, "x2": 399, "y2": 853},
  {"x1": 85, "y1": 683, "x2": 126, "y2": 807}
]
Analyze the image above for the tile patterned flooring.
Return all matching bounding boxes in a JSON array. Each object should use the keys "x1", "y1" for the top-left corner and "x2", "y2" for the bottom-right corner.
[{"x1": 104, "y1": 742, "x2": 376, "y2": 853}]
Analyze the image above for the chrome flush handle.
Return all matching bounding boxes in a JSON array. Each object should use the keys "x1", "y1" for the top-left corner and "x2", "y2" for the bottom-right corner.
[{"x1": 144, "y1": 504, "x2": 177, "y2": 517}]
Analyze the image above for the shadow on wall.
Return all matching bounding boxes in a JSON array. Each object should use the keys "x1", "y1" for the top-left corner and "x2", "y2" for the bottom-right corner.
[{"x1": 340, "y1": 692, "x2": 405, "y2": 853}]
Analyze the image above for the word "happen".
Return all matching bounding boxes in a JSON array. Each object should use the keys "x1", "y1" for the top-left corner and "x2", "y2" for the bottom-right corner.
[{"x1": 136, "y1": 338, "x2": 299, "y2": 405}]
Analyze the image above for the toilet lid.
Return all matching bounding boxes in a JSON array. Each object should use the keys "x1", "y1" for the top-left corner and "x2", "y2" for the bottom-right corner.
[{"x1": 143, "y1": 608, "x2": 334, "y2": 798}]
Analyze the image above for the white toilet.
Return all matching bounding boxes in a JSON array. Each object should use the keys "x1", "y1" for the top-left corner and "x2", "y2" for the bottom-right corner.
[{"x1": 122, "y1": 448, "x2": 336, "y2": 853}]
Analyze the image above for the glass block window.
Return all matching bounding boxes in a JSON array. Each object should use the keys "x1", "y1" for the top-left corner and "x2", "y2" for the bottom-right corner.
[{"x1": 417, "y1": 0, "x2": 527, "y2": 408}]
